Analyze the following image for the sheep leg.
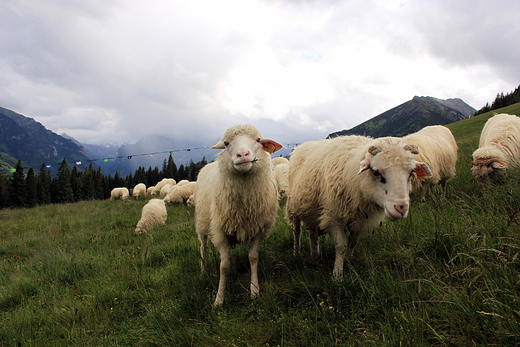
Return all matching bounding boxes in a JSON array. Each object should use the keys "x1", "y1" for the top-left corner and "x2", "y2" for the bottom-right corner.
[
  {"x1": 327, "y1": 223, "x2": 348, "y2": 281},
  {"x1": 249, "y1": 235, "x2": 263, "y2": 299},
  {"x1": 292, "y1": 217, "x2": 301, "y2": 256},
  {"x1": 309, "y1": 228, "x2": 320, "y2": 257},
  {"x1": 214, "y1": 242, "x2": 231, "y2": 307},
  {"x1": 198, "y1": 233, "x2": 209, "y2": 274}
]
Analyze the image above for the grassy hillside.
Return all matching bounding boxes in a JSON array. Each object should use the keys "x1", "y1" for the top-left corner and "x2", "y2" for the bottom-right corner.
[{"x1": 1, "y1": 105, "x2": 519, "y2": 346}]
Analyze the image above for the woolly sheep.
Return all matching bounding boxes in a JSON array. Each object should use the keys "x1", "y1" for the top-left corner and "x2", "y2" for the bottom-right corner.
[
  {"x1": 403, "y1": 125, "x2": 458, "y2": 200},
  {"x1": 147, "y1": 186, "x2": 155, "y2": 195},
  {"x1": 152, "y1": 178, "x2": 176, "y2": 195},
  {"x1": 159, "y1": 183, "x2": 174, "y2": 197},
  {"x1": 110, "y1": 187, "x2": 130, "y2": 201},
  {"x1": 134, "y1": 199, "x2": 167, "y2": 234},
  {"x1": 195, "y1": 124, "x2": 283, "y2": 307},
  {"x1": 273, "y1": 162, "x2": 289, "y2": 200},
  {"x1": 164, "y1": 182, "x2": 197, "y2": 204},
  {"x1": 471, "y1": 113, "x2": 520, "y2": 182},
  {"x1": 286, "y1": 135, "x2": 431, "y2": 280},
  {"x1": 132, "y1": 183, "x2": 147, "y2": 199},
  {"x1": 176, "y1": 179, "x2": 190, "y2": 187},
  {"x1": 271, "y1": 156, "x2": 289, "y2": 167}
]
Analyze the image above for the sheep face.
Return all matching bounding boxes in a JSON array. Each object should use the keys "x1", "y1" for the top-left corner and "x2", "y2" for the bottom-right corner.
[
  {"x1": 471, "y1": 159, "x2": 506, "y2": 182},
  {"x1": 358, "y1": 142, "x2": 431, "y2": 221},
  {"x1": 213, "y1": 125, "x2": 283, "y2": 173}
]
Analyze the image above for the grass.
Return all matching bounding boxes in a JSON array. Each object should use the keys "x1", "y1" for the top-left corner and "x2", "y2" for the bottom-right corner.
[{"x1": 1, "y1": 105, "x2": 520, "y2": 346}]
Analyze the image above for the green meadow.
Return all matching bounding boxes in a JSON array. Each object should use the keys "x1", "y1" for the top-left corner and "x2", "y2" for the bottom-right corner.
[{"x1": 1, "y1": 105, "x2": 519, "y2": 346}]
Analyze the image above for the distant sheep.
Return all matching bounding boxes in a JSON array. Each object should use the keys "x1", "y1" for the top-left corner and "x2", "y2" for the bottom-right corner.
[
  {"x1": 152, "y1": 178, "x2": 176, "y2": 195},
  {"x1": 147, "y1": 186, "x2": 155, "y2": 195},
  {"x1": 472, "y1": 113, "x2": 520, "y2": 182},
  {"x1": 132, "y1": 183, "x2": 147, "y2": 199},
  {"x1": 286, "y1": 135, "x2": 431, "y2": 280},
  {"x1": 110, "y1": 187, "x2": 130, "y2": 201},
  {"x1": 164, "y1": 182, "x2": 197, "y2": 204},
  {"x1": 186, "y1": 194, "x2": 195, "y2": 207},
  {"x1": 176, "y1": 179, "x2": 190, "y2": 187},
  {"x1": 159, "y1": 183, "x2": 174, "y2": 197},
  {"x1": 273, "y1": 162, "x2": 289, "y2": 200},
  {"x1": 195, "y1": 124, "x2": 283, "y2": 306},
  {"x1": 271, "y1": 156, "x2": 289, "y2": 167},
  {"x1": 134, "y1": 199, "x2": 167, "y2": 234},
  {"x1": 403, "y1": 125, "x2": 458, "y2": 200}
]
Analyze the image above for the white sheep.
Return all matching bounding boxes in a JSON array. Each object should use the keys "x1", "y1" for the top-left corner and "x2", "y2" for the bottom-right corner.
[
  {"x1": 286, "y1": 135, "x2": 431, "y2": 280},
  {"x1": 176, "y1": 179, "x2": 190, "y2": 187},
  {"x1": 186, "y1": 194, "x2": 195, "y2": 207},
  {"x1": 152, "y1": 178, "x2": 176, "y2": 195},
  {"x1": 134, "y1": 199, "x2": 167, "y2": 234},
  {"x1": 159, "y1": 183, "x2": 174, "y2": 197},
  {"x1": 273, "y1": 162, "x2": 289, "y2": 200},
  {"x1": 403, "y1": 125, "x2": 458, "y2": 200},
  {"x1": 164, "y1": 182, "x2": 197, "y2": 204},
  {"x1": 195, "y1": 124, "x2": 283, "y2": 307},
  {"x1": 132, "y1": 183, "x2": 147, "y2": 199},
  {"x1": 147, "y1": 186, "x2": 155, "y2": 195},
  {"x1": 471, "y1": 113, "x2": 520, "y2": 182},
  {"x1": 110, "y1": 187, "x2": 130, "y2": 201},
  {"x1": 271, "y1": 156, "x2": 289, "y2": 167}
]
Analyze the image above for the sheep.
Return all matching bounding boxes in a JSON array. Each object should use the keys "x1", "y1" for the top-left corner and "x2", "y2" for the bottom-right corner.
[
  {"x1": 152, "y1": 178, "x2": 176, "y2": 195},
  {"x1": 159, "y1": 183, "x2": 174, "y2": 197},
  {"x1": 164, "y1": 182, "x2": 197, "y2": 204},
  {"x1": 110, "y1": 187, "x2": 130, "y2": 201},
  {"x1": 147, "y1": 186, "x2": 155, "y2": 195},
  {"x1": 285, "y1": 135, "x2": 431, "y2": 280},
  {"x1": 194, "y1": 124, "x2": 283, "y2": 307},
  {"x1": 471, "y1": 113, "x2": 520, "y2": 182},
  {"x1": 186, "y1": 194, "x2": 195, "y2": 207},
  {"x1": 273, "y1": 162, "x2": 289, "y2": 200},
  {"x1": 134, "y1": 199, "x2": 167, "y2": 234},
  {"x1": 132, "y1": 183, "x2": 147, "y2": 199},
  {"x1": 402, "y1": 125, "x2": 458, "y2": 200},
  {"x1": 176, "y1": 179, "x2": 190, "y2": 187},
  {"x1": 272, "y1": 156, "x2": 289, "y2": 167}
]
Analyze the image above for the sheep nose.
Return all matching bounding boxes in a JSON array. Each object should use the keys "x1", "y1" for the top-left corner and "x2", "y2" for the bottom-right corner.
[
  {"x1": 394, "y1": 203, "x2": 409, "y2": 216},
  {"x1": 236, "y1": 151, "x2": 251, "y2": 158}
]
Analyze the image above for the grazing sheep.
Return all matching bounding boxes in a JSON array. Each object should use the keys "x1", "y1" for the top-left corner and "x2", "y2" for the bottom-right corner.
[
  {"x1": 403, "y1": 125, "x2": 458, "y2": 200},
  {"x1": 195, "y1": 124, "x2": 283, "y2": 307},
  {"x1": 110, "y1": 187, "x2": 130, "y2": 201},
  {"x1": 134, "y1": 199, "x2": 167, "y2": 234},
  {"x1": 176, "y1": 179, "x2": 190, "y2": 187},
  {"x1": 159, "y1": 183, "x2": 174, "y2": 197},
  {"x1": 132, "y1": 183, "x2": 147, "y2": 199},
  {"x1": 152, "y1": 178, "x2": 176, "y2": 195},
  {"x1": 164, "y1": 182, "x2": 197, "y2": 204},
  {"x1": 273, "y1": 162, "x2": 289, "y2": 200},
  {"x1": 286, "y1": 135, "x2": 431, "y2": 280},
  {"x1": 471, "y1": 113, "x2": 520, "y2": 182},
  {"x1": 272, "y1": 156, "x2": 289, "y2": 167},
  {"x1": 147, "y1": 186, "x2": 155, "y2": 195}
]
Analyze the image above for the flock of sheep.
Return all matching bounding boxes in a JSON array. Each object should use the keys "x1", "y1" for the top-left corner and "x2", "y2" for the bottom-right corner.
[{"x1": 109, "y1": 113, "x2": 520, "y2": 307}]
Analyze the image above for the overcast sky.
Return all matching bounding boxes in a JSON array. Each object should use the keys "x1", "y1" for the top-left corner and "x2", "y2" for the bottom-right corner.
[{"x1": 1, "y1": 0, "x2": 519, "y2": 148}]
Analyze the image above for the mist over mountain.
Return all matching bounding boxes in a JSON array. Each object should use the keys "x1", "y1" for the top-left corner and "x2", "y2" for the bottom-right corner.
[{"x1": 328, "y1": 96, "x2": 476, "y2": 138}]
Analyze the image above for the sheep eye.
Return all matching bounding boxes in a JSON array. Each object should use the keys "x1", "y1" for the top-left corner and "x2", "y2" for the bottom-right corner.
[
  {"x1": 372, "y1": 169, "x2": 386, "y2": 184},
  {"x1": 224, "y1": 141, "x2": 229, "y2": 146},
  {"x1": 256, "y1": 138, "x2": 261, "y2": 143}
]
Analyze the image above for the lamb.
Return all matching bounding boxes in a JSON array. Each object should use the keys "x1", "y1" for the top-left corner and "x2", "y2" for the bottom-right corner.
[
  {"x1": 152, "y1": 178, "x2": 176, "y2": 195},
  {"x1": 272, "y1": 156, "x2": 289, "y2": 167},
  {"x1": 286, "y1": 135, "x2": 431, "y2": 280},
  {"x1": 164, "y1": 182, "x2": 197, "y2": 204},
  {"x1": 273, "y1": 162, "x2": 289, "y2": 200},
  {"x1": 402, "y1": 125, "x2": 458, "y2": 200},
  {"x1": 132, "y1": 183, "x2": 147, "y2": 199},
  {"x1": 471, "y1": 113, "x2": 520, "y2": 182},
  {"x1": 110, "y1": 187, "x2": 130, "y2": 201},
  {"x1": 194, "y1": 124, "x2": 283, "y2": 307},
  {"x1": 134, "y1": 199, "x2": 167, "y2": 234}
]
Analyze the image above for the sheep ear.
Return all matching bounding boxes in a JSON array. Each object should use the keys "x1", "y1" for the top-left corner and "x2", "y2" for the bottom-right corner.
[
  {"x1": 358, "y1": 159, "x2": 371, "y2": 175},
  {"x1": 212, "y1": 141, "x2": 226, "y2": 149},
  {"x1": 368, "y1": 145, "x2": 382, "y2": 156},
  {"x1": 491, "y1": 161, "x2": 506, "y2": 169},
  {"x1": 414, "y1": 162, "x2": 432, "y2": 178},
  {"x1": 261, "y1": 139, "x2": 283, "y2": 154},
  {"x1": 404, "y1": 144, "x2": 419, "y2": 155}
]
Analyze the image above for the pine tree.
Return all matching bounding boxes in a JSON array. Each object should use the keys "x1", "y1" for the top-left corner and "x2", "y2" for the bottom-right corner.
[
  {"x1": 25, "y1": 168, "x2": 38, "y2": 208},
  {"x1": 37, "y1": 164, "x2": 52, "y2": 205},
  {"x1": 71, "y1": 165, "x2": 82, "y2": 202},
  {"x1": 9, "y1": 160, "x2": 26, "y2": 208},
  {"x1": 54, "y1": 158, "x2": 74, "y2": 203}
]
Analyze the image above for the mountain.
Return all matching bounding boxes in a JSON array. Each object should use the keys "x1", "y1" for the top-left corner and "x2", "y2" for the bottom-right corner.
[
  {"x1": 328, "y1": 96, "x2": 476, "y2": 138},
  {"x1": 0, "y1": 106, "x2": 90, "y2": 175}
]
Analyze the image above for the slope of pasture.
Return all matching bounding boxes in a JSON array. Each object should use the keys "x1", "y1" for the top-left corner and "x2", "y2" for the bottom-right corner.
[{"x1": 0, "y1": 104, "x2": 519, "y2": 346}]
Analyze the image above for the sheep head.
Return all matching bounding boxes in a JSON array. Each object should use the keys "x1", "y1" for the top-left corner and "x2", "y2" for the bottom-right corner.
[
  {"x1": 212, "y1": 125, "x2": 283, "y2": 173},
  {"x1": 358, "y1": 138, "x2": 431, "y2": 221}
]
